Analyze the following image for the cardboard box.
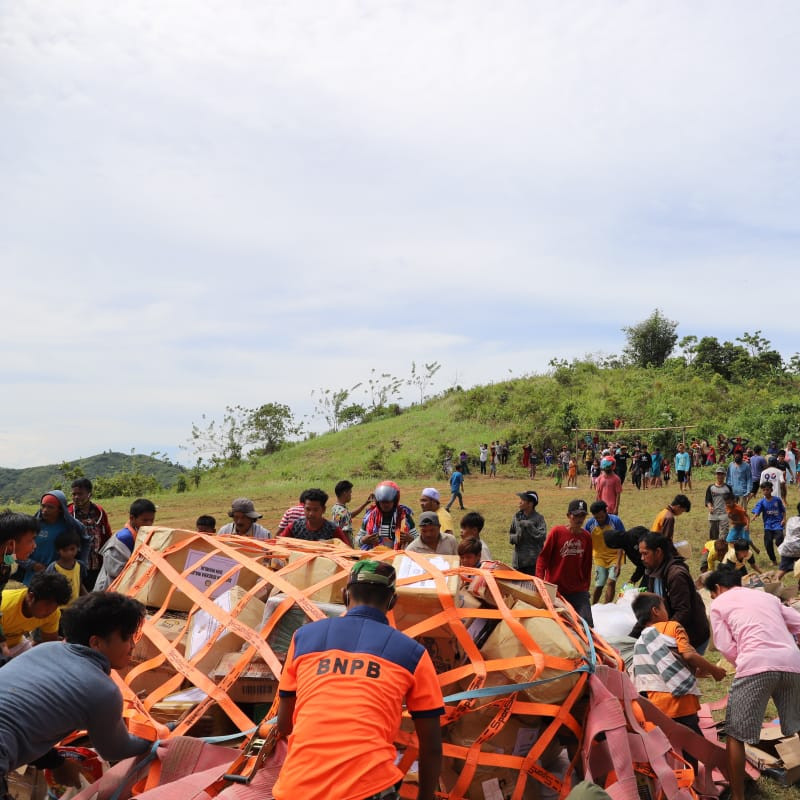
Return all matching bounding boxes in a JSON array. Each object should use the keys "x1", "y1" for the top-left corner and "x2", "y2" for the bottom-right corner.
[
  {"x1": 115, "y1": 527, "x2": 262, "y2": 613},
  {"x1": 390, "y1": 553, "x2": 461, "y2": 637},
  {"x1": 184, "y1": 586, "x2": 266, "y2": 675},
  {"x1": 132, "y1": 612, "x2": 189, "y2": 663},
  {"x1": 418, "y1": 635, "x2": 467, "y2": 675},
  {"x1": 212, "y1": 652, "x2": 280, "y2": 704},
  {"x1": 745, "y1": 726, "x2": 800, "y2": 786},
  {"x1": 495, "y1": 578, "x2": 558, "y2": 609},
  {"x1": 277, "y1": 552, "x2": 351, "y2": 603},
  {"x1": 6, "y1": 767, "x2": 48, "y2": 800},
  {"x1": 120, "y1": 663, "x2": 184, "y2": 698},
  {"x1": 151, "y1": 687, "x2": 237, "y2": 738},
  {"x1": 442, "y1": 705, "x2": 543, "y2": 800},
  {"x1": 674, "y1": 540, "x2": 692, "y2": 561},
  {"x1": 480, "y1": 602, "x2": 582, "y2": 705},
  {"x1": 469, "y1": 571, "x2": 558, "y2": 611}
]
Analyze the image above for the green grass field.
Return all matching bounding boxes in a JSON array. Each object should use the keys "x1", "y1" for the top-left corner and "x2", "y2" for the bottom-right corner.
[{"x1": 11, "y1": 459, "x2": 800, "y2": 797}]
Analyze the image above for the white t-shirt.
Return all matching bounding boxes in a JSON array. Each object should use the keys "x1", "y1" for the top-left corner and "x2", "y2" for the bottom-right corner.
[{"x1": 761, "y1": 467, "x2": 785, "y2": 497}]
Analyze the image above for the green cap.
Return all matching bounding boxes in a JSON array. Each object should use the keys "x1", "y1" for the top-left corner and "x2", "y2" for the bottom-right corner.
[{"x1": 348, "y1": 559, "x2": 396, "y2": 589}]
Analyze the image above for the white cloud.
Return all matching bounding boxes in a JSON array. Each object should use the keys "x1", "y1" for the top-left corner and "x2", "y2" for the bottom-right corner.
[{"x1": 2, "y1": 1, "x2": 800, "y2": 466}]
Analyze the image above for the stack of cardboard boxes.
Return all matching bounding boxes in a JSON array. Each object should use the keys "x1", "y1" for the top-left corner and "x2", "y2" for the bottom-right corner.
[{"x1": 114, "y1": 531, "x2": 598, "y2": 798}]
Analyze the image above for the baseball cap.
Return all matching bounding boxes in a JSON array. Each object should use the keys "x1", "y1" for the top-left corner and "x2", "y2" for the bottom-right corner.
[
  {"x1": 228, "y1": 498, "x2": 262, "y2": 519},
  {"x1": 348, "y1": 560, "x2": 396, "y2": 589},
  {"x1": 714, "y1": 466, "x2": 726, "y2": 474},
  {"x1": 421, "y1": 488, "x2": 440, "y2": 502},
  {"x1": 568, "y1": 499, "x2": 588, "y2": 515},
  {"x1": 418, "y1": 511, "x2": 441, "y2": 526},
  {"x1": 517, "y1": 491, "x2": 539, "y2": 505},
  {"x1": 600, "y1": 458, "x2": 614, "y2": 470}
]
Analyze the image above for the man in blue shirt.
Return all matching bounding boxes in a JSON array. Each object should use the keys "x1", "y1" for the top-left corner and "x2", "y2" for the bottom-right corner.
[
  {"x1": 674, "y1": 443, "x2": 692, "y2": 492},
  {"x1": 726, "y1": 453, "x2": 752, "y2": 508},
  {"x1": 445, "y1": 466, "x2": 465, "y2": 511},
  {"x1": 751, "y1": 481, "x2": 786, "y2": 566}
]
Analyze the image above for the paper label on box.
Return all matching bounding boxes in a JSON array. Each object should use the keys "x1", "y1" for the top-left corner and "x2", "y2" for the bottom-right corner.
[
  {"x1": 512, "y1": 726, "x2": 540, "y2": 757},
  {"x1": 184, "y1": 550, "x2": 241, "y2": 598},
  {"x1": 481, "y1": 778, "x2": 506, "y2": 800},
  {"x1": 187, "y1": 589, "x2": 234, "y2": 658},
  {"x1": 398, "y1": 556, "x2": 451, "y2": 589}
]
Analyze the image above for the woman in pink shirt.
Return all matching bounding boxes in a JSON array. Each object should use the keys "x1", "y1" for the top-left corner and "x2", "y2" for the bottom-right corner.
[{"x1": 706, "y1": 565, "x2": 800, "y2": 800}]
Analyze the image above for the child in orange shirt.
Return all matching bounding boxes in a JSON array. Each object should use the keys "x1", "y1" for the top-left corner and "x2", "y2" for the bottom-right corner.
[
  {"x1": 567, "y1": 458, "x2": 578, "y2": 487},
  {"x1": 631, "y1": 593, "x2": 725, "y2": 744}
]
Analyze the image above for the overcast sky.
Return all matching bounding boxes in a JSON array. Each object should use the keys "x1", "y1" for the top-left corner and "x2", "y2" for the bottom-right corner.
[{"x1": 3, "y1": 1, "x2": 800, "y2": 468}]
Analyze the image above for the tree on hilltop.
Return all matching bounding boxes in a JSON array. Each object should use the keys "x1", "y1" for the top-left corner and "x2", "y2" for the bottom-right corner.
[{"x1": 622, "y1": 309, "x2": 678, "y2": 368}]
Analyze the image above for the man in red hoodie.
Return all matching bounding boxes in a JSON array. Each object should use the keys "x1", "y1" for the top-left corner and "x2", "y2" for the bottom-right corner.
[{"x1": 536, "y1": 499, "x2": 594, "y2": 625}]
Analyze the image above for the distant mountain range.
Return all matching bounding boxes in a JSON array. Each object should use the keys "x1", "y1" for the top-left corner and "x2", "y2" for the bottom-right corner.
[{"x1": 0, "y1": 452, "x2": 185, "y2": 504}]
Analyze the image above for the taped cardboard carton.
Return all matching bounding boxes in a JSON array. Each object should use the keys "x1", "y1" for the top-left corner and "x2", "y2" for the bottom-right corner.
[
  {"x1": 115, "y1": 527, "x2": 261, "y2": 612},
  {"x1": 6, "y1": 766, "x2": 48, "y2": 800},
  {"x1": 442, "y1": 704, "x2": 544, "y2": 800},
  {"x1": 391, "y1": 553, "x2": 460, "y2": 636},
  {"x1": 212, "y1": 653, "x2": 279, "y2": 704},
  {"x1": 674, "y1": 540, "x2": 692, "y2": 561},
  {"x1": 151, "y1": 687, "x2": 237, "y2": 738},
  {"x1": 745, "y1": 726, "x2": 800, "y2": 786},
  {"x1": 278, "y1": 552, "x2": 351, "y2": 604},
  {"x1": 132, "y1": 612, "x2": 188, "y2": 663},
  {"x1": 183, "y1": 586, "x2": 266, "y2": 675}
]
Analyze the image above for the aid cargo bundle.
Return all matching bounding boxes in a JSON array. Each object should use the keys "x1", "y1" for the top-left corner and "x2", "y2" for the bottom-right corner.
[{"x1": 68, "y1": 528, "x2": 664, "y2": 799}]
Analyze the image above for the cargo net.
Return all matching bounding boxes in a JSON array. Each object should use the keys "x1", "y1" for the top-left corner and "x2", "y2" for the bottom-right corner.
[{"x1": 109, "y1": 528, "x2": 622, "y2": 799}]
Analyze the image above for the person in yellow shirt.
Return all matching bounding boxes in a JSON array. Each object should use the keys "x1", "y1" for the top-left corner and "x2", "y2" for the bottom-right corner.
[
  {"x1": 700, "y1": 538, "x2": 729, "y2": 574},
  {"x1": 44, "y1": 531, "x2": 88, "y2": 603},
  {"x1": 585, "y1": 500, "x2": 625, "y2": 604},
  {"x1": 0, "y1": 573, "x2": 71, "y2": 654},
  {"x1": 651, "y1": 494, "x2": 691, "y2": 540}
]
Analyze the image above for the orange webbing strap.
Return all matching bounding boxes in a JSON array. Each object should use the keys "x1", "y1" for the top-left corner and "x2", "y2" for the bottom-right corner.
[
  {"x1": 583, "y1": 666, "x2": 699, "y2": 800},
  {"x1": 386, "y1": 557, "x2": 610, "y2": 800},
  {"x1": 110, "y1": 531, "x2": 365, "y2": 791}
]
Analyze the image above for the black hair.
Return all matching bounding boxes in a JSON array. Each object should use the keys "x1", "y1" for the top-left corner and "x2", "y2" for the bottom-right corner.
[
  {"x1": 458, "y1": 538, "x2": 482, "y2": 558},
  {"x1": 334, "y1": 480, "x2": 353, "y2": 498},
  {"x1": 61, "y1": 592, "x2": 146, "y2": 646},
  {"x1": 704, "y1": 563, "x2": 742, "y2": 592},
  {"x1": 348, "y1": 582, "x2": 393, "y2": 608},
  {"x1": 760, "y1": 481, "x2": 773, "y2": 490},
  {"x1": 732, "y1": 540, "x2": 751, "y2": 553},
  {"x1": 196, "y1": 515, "x2": 216, "y2": 530},
  {"x1": 303, "y1": 488, "x2": 329, "y2": 506},
  {"x1": 630, "y1": 592, "x2": 664, "y2": 638},
  {"x1": 589, "y1": 500, "x2": 608, "y2": 515},
  {"x1": 753, "y1": 445, "x2": 762, "y2": 453},
  {"x1": 129, "y1": 498, "x2": 156, "y2": 517},
  {"x1": 55, "y1": 529, "x2": 81, "y2": 551},
  {"x1": 71, "y1": 477, "x2": 93, "y2": 492},
  {"x1": 0, "y1": 510, "x2": 40, "y2": 544},
  {"x1": 641, "y1": 532, "x2": 674, "y2": 558},
  {"x1": 671, "y1": 494, "x2": 691, "y2": 512},
  {"x1": 298, "y1": 489, "x2": 312, "y2": 503},
  {"x1": 460, "y1": 511, "x2": 485, "y2": 533},
  {"x1": 29, "y1": 572, "x2": 72, "y2": 606}
]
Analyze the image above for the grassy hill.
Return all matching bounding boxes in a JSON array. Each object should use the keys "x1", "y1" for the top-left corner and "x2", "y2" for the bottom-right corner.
[
  {"x1": 6, "y1": 361, "x2": 799, "y2": 798},
  {"x1": 0, "y1": 451, "x2": 185, "y2": 504}
]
